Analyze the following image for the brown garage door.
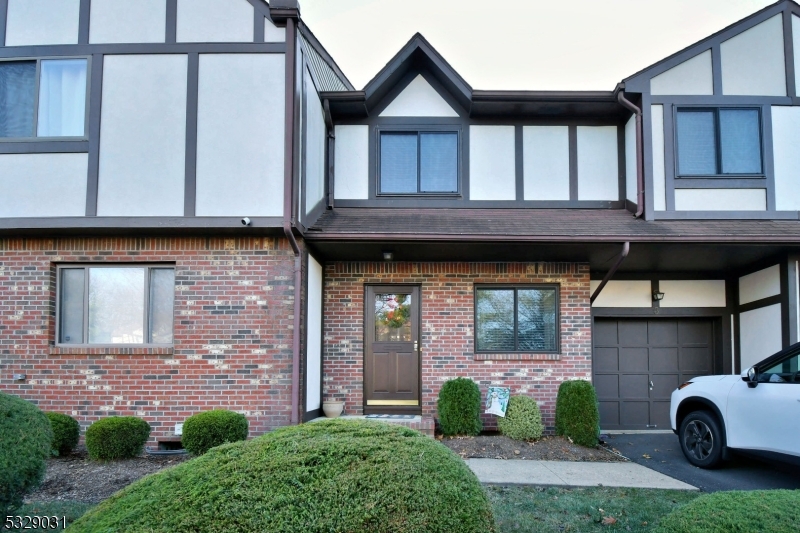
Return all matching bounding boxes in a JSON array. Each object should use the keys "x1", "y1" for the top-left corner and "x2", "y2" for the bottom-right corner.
[{"x1": 593, "y1": 318, "x2": 715, "y2": 431}]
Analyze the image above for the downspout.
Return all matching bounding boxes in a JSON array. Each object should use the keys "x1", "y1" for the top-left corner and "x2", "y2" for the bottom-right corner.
[
  {"x1": 617, "y1": 91, "x2": 644, "y2": 218},
  {"x1": 590, "y1": 242, "x2": 631, "y2": 304},
  {"x1": 283, "y1": 17, "x2": 301, "y2": 425}
]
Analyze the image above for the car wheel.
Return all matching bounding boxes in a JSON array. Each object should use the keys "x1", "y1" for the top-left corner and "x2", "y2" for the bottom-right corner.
[{"x1": 679, "y1": 411, "x2": 724, "y2": 469}]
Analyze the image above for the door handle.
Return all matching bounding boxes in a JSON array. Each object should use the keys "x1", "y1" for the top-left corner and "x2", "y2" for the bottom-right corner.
[{"x1": 649, "y1": 380, "x2": 654, "y2": 391}]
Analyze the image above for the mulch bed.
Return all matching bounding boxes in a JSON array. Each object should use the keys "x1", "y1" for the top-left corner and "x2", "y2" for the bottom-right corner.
[{"x1": 439, "y1": 434, "x2": 627, "y2": 462}]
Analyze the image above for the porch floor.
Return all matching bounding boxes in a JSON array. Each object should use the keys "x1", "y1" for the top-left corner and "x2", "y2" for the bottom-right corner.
[{"x1": 308, "y1": 415, "x2": 435, "y2": 438}]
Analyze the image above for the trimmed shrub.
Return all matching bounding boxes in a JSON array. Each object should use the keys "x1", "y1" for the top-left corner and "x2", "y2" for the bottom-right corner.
[
  {"x1": 181, "y1": 409, "x2": 248, "y2": 455},
  {"x1": 554, "y1": 380, "x2": 600, "y2": 447},
  {"x1": 68, "y1": 420, "x2": 495, "y2": 533},
  {"x1": 655, "y1": 489, "x2": 798, "y2": 533},
  {"x1": 46, "y1": 412, "x2": 80, "y2": 456},
  {"x1": 85, "y1": 417, "x2": 151, "y2": 460},
  {"x1": 0, "y1": 392, "x2": 53, "y2": 516},
  {"x1": 497, "y1": 395, "x2": 544, "y2": 441},
  {"x1": 437, "y1": 377, "x2": 482, "y2": 436}
]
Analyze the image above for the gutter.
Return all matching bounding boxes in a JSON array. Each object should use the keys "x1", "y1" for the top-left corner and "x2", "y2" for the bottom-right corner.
[
  {"x1": 617, "y1": 91, "x2": 644, "y2": 218},
  {"x1": 590, "y1": 242, "x2": 630, "y2": 304},
  {"x1": 282, "y1": 16, "x2": 301, "y2": 425}
]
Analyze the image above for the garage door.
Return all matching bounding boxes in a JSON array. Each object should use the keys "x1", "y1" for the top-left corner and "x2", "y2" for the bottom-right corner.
[{"x1": 593, "y1": 318, "x2": 715, "y2": 431}]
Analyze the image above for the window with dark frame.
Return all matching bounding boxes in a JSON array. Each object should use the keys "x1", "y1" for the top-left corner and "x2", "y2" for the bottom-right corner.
[
  {"x1": 475, "y1": 286, "x2": 559, "y2": 353},
  {"x1": 379, "y1": 131, "x2": 458, "y2": 194},
  {"x1": 58, "y1": 266, "x2": 175, "y2": 346},
  {"x1": 675, "y1": 107, "x2": 762, "y2": 176},
  {"x1": 0, "y1": 58, "x2": 88, "y2": 139}
]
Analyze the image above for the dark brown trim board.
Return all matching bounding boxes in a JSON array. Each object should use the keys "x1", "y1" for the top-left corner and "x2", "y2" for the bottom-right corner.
[
  {"x1": 166, "y1": 0, "x2": 178, "y2": 44},
  {"x1": 85, "y1": 53, "x2": 103, "y2": 217},
  {"x1": 0, "y1": 0, "x2": 8, "y2": 47},
  {"x1": 0, "y1": 141, "x2": 88, "y2": 154},
  {"x1": 183, "y1": 53, "x2": 199, "y2": 217},
  {"x1": 78, "y1": 0, "x2": 90, "y2": 45},
  {"x1": 0, "y1": 43, "x2": 286, "y2": 59}
]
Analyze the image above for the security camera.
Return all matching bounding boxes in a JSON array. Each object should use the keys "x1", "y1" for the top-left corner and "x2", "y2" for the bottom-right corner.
[{"x1": 241, "y1": 217, "x2": 252, "y2": 226}]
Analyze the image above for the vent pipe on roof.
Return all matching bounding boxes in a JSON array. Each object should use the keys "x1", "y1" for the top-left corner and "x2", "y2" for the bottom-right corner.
[
  {"x1": 617, "y1": 91, "x2": 644, "y2": 218},
  {"x1": 590, "y1": 242, "x2": 631, "y2": 305}
]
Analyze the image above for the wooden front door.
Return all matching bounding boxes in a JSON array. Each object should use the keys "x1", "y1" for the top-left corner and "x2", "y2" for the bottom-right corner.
[{"x1": 364, "y1": 286, "x2": 421, "y2": 413}]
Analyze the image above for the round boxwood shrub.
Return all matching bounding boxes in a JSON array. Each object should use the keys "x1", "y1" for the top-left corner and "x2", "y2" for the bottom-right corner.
[
  {"x1": 437, "y1": 377, "x2": 482, "y2": 436},
  {"x1": 67, "y1": 420, "x2": 495, "y2": 533},
  {"x1": 554, "y1": 380, "x2": 600, "y2": 447},
  {"x1": 181, "y1": 409, "x2": 249, "y2": 455},
  {"x1": 497, "y1": 395, "x2": 544, "y2": 441},
  {"x1": 0, "y1": 392, "x2": 53, "y2": 516},
  {"x1": 85, "y1": 416, "x2": 151, "y2": 460},
  {"x1": 655, "y1": 489, "x2": 798, "y2": 533},
  {"x1": 46, "y1": 412, "x2": 80, "y2": 456}
]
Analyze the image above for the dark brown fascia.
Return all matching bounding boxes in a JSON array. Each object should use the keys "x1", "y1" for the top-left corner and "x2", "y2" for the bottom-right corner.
[{"x1": 269, "y1": 0, "x2": 300, "y2": 26}]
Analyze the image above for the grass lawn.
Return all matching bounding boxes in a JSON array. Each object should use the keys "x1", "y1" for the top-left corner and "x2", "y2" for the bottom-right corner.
[
  {"x1": 7, "y1": 502, "x2": 95, "y2": 531},
  {"x1": 487, "y1": 486, "x2": 701, "y2": 532}
]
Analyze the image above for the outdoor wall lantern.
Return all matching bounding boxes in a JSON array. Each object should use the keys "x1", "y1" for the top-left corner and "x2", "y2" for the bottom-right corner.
[
  {"x1": 382, "y1": 251, "x2": 394, "y2": 261},
  {"x1": 652, "y1": 290, "x2": 665, "y2": 302}
]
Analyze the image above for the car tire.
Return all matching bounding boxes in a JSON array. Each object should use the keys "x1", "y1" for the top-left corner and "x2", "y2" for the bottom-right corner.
[{"x1": 679, "y1": 411, "x2": 724, "y2": 469}]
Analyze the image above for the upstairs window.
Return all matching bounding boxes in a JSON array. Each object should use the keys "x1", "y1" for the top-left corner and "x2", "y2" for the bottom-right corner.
[
  {"x1": 475, "y1": 285, "x2": 559, "y2": 353},
  {"x1": 676, "y1": 108, "x2": 762, "y2": 176},
  {"x1": 0, "y1": 58, "x2": 88, "y2": 139},
  {"x1": 379, "y1": 131, "x2": 458, "y2": 194},
  {"x1": 58, "y1": 266, "x2": 174, "y2": 346}
]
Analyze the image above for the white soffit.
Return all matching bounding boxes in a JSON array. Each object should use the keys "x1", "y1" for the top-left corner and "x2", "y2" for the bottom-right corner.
[
  {"x1": 379, "y1": 75, "x2": 459, "y2": 117},
  {"x1": 651, "y1": 105, "x2": 667, "y2": 211},
  {"x1": 5, "y1": 0, "x2": 80, "y2": 46},
  {"x1": 739, "y1": 264, "x2": 781, "y2": 305},
  {"x1": 658, "y1": 280, "x2": 726, "y2": 308},
  {"x1": 740, "y1": 304, "x2": 783, "y2": 370},
  {"x1": 89, "y1": 0, "x2": 167, "y2": 44},
  {"x1": 650, "y1": 50, "x2": 713, "y2": 95},
  {"x1": 334, "y1": 125, "x2": 369, "y2": 200},
  {"x1": 772, "y1": 105, "x2": 800, "y2": 211},
  {"x1": 674, "y1": 189, "x2": 766, "y2": 211},
  {"x1": 590, "y1": 280, "x2": 652, "y2": 308},
  {"x1": 721, "y1": 14, "x2": 786, "y2": 96}
]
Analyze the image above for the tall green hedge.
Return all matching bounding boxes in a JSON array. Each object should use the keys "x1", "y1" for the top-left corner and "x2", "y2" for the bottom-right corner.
[
  {"x1": 498, "y1": 395, "x2": 544, "y2": 441},
  {"x1": 0, "y1": 392, "x2": 53, "y2": 516},
  {"x1": 437, "y1": 377, "x2": 482, "y2": 436},
  {"x1": 46, "y1": 412, "x2": 80, "y2": 456},
  {"x1": 85, "y1": 417, "x2": 151, "y2": 460},
  {"x1": 554, "y1": 380, "x2": 600, "y2": 447},
  {"x1": 68, "y1": 420, "x2": 496, "y2": 533},
  {"x1": 181, "y1": 409, "x2": 248, "y2": 455}
]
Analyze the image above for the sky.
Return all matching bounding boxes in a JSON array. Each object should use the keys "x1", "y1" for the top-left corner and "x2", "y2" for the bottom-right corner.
[{"x1": 299, "y1": 0, "x2": 776, "y2": 91}]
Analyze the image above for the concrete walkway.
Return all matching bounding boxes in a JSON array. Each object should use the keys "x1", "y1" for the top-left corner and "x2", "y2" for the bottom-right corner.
[{"x1": 466, "y1": 458, "x2": 698, "y2": 490}]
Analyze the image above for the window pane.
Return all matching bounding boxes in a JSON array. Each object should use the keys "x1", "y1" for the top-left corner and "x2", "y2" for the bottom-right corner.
[
  {"x1": 375, "y1": 293, "x2": 412, "y2": 342},
  {"x1": 88, "y1": 268, "x2": 145, "y2": 344},
  {"x1": 677, "y1": 110, "x2": 717, "y2": 175},
  {"x1": 380, "y1": 133, "x2": 417, "y2": 193},
  {"x1": 38, "y1": 59, "x2": 88, "y2": 137},
  {"x1": 149, "y1": 269, "x2": 174, "y2": 344},
  {"x1": 517, "y1": 289, "x2": 557, "y2": 351},
  {"x1": 476, "y1": 289, "x2": 515, "y2": 351},
  {"x1": 0, "y1": 61, "x2": 36, "y2": 138},
  {"x1": 59, "y1": 269, "x2": 85, "y2": 344},
  {"x1": 719, "y1": 109, "x2": 761, "y2": 174},
  {"x1": 420, "y1": 133, "x2": 458, "y2": 192}
]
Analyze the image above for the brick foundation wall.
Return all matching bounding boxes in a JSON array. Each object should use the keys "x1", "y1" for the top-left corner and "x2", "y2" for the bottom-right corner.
[
  {"x1": 323, "y1": 262, "x2": 592, "y2": 431},
  {"x1": 0, "y1": 236, "x2": 301, "y2": 443}
]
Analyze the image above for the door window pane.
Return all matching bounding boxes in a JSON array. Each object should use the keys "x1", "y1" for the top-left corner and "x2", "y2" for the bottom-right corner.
[
  {"x1": 0, "y1": 61, "x2": 36, "y2": 138},
  {"x1": 375, "y1": 293, "x2": 412, "y2": 342},
  {"x1": 517, "y1": 289, "x2": 557, "y2": 351},
  {"x1": 38, "y1": 59, "x2": 87, "y2": 137},
  {"x1": 59, "y1": 268, "x2": 85, "y2": 344},
  {"x1": 677, "y1": 110, "x2": 717, "y2": 175},
  {"x1": 88, "y1": 268, "x2": 145, "y2": 344},
  {"x1": 476, "y1": 289, "x2": 515, "y2": 351},
  {"x1": 420, "y1": 132, "x2": 457, "y2": 192},
  {"x1": 719, "y1": 109, "x2": 761, "y2": 174},
  {"x1": 149, "y1": 269, "x2": 175, "y2": 344},
  {"x1": 380, "y1": 134, "x2": 417, "y2": 193}
]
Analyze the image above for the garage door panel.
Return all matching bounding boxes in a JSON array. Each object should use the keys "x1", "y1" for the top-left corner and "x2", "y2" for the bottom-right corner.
[
  {"x1": 679, "y1": 320, "x2": 711, "y2": 344},
  {"x1": 621, "y1": 402, "x2": 649, "y2": 426},
  {"x1": 594, "y1": 374, "x2": 619, "y2": 398},
  {"x1": 619, "y1": 321, "x2": 648, "y2": 345},
  {"x1": 649, "y1": 320, "x2": 678, "y2": 345},
  {"x1": 650, "y1": 347, "x2": 678, "y2": 372},
  {"x1": 620, "y1": 348, "x2": 648, "y2": 371},
  {"x1": 651, "y1": 374, "x2": 679, "y2": 398},
  {"x1": 595, "y1": 347, "x2": 619, "y2": 371},
  {"x1": 619, "y1": 374, "x2": 649, "y2": 398},
  {"x1": 594, "y1": 320, "x2": 619, "y2": 345},
  {"x1": 599, "y1": 402, "x2": 620, "y2": 427},
  {"x1": 651, "y1": 401, "x2": 671, "y2": 429},
  {"x1": 681, "y1": 347, "x2": 712, "y2": 372}
]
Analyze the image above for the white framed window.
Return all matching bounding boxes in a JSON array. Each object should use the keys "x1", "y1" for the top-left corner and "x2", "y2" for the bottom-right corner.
[
  {"x1": 0, "y1": 57, "x2": 89, "y2": 139},
  {"x1": 57, "y1": 265, "x2": 175, "y2": 346}
]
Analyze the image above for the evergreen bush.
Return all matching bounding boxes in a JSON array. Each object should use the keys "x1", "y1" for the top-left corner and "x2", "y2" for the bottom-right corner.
[
  {"x1": 0, "y1": 392, "x2": 53, "y2": 516},
  {"x1": 46, "y1": 412, "x2": 80, "y2": 456},
  {"x1": 437, "y1": 377, "x2": 483, "y2": 436},
  {"x1": 67, "y1": 420, "x2": 495, "y2": 533},
  {"x1": 85, "y1": 416, "x2": 151, "y2": 460},
  {"x1": 181, "y1": 409, "x2": 249, "y2": 455},
  {"x1": 497, "y1": 395, "x2": 544, "y2": 441},
  {"x1": 554, "y1": 380, "x2": 600, "y2": 447}
]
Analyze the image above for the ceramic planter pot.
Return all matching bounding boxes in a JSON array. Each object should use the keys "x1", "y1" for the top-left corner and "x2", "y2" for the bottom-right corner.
[{"x1": 322, "y1": 401, "x2": 344, "y2": 418}]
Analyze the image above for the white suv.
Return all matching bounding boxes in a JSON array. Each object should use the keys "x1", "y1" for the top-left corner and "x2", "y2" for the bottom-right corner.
[{"x1": 670, "y1": 343, "x2": 800, "y2": 469}]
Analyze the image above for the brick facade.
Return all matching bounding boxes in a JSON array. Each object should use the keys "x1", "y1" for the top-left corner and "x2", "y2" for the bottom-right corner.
[
  {"x1": 0, "y1": 236, "x2": 301, "y2": 443},
  {"x1": 323, "y1": 262, "x2": 592, "y2": 431}
]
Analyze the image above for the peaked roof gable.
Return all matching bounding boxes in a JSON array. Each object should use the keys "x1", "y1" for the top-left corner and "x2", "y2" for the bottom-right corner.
[{"x1": 379, "y1": 74, "x2": 460, "y2": 117}]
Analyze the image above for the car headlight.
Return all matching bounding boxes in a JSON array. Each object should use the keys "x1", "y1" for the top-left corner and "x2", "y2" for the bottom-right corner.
[{"x1": 677, "y1": 381, "x2": 693, "y2": 390}]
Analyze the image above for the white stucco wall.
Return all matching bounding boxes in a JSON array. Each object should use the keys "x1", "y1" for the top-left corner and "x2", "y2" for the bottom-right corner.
[
  {"x1": 469, "y1": 126, "x2": 516, "y2": 200},
  {"x1": 771, "y1": 105, "x2": 800, "y2": 211},
  {"x1": 590, "y1": 280, "x2": 652, "y2": 308},
  {"x1": 650, "y1": 50, "x2": 713, "y2": 95},
  {"x1": 651, "y1": 105, "x2": 667, "y2": 211},
  {"x1": 740, "y1": 304, "x2": 783, "y2": 370},
  {"x1": 523, "y1": 126, "x2": 569, "y2": 201},
  {"x1": 576, "y1": 126, "x2": 618, "y2": 201},
  {"x1": 334, "y1": 125, "x2": 369, "y2": 200},
  {"x1": 674, "y1": 189, "x2": 766, "y2": 211},
  {"x1": 721, "y1": 14, "x2": 786, "y2": 96},
  {"x1": 658, "y1": 280, "x2": 726, "y2": 308},
  {"x1": 739, "y1": 264, "x2": 781, "y2": 305},
  {"x1": 0, "y1": 153, "x2": 88, "y2": 217},
  {"x1": 304, "y1": 69, "x2": 326, "y2": 215},
  {"x1": 5, "y1": 0, "x2": 80, "y2": 46},
  {"x1": 306, "y1": 256, "x2": 323, "y2": 412},
  {"x1": 89, "y1": 0, "x2": 167, "y2": 44},
  {"x1": 624, "y1": 115, "x2": 637, "y2": 204},
  {"x1": 379, "y1": 75, "x2": 459, "y2": 117},
  {"x1": 265, "y1": 17, "x2": 286, "y2": 42},
  {"x1": 176, "y1": 0, "x2": 254, "y2": 43}
]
